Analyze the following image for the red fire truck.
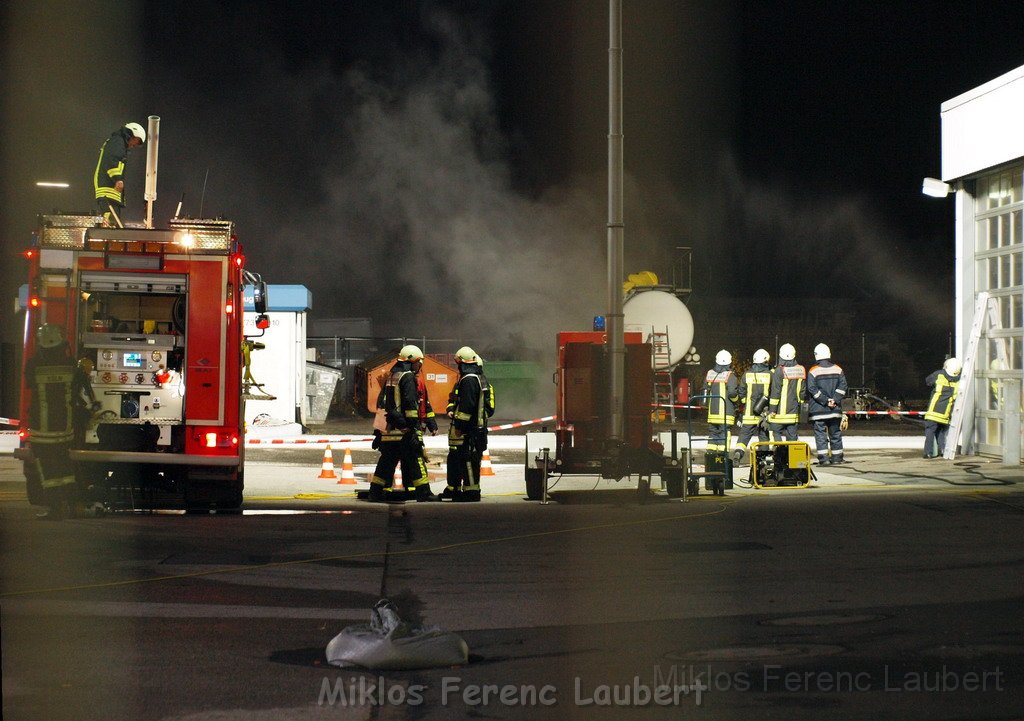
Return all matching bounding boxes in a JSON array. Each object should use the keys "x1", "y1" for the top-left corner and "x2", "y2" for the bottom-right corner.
[{"x1": 16, "y1": 214, "x2": 268, "y2": 512}]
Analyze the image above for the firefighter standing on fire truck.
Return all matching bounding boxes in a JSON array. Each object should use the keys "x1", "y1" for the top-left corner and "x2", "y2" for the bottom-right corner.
[
  {"x1": 94, "y1": 122, "x2": 146, "y2": 226},
  {"x1": 442, "y1": 346, "x2": 495, "y2": 502},
  {"x1": 369, "y1": 345, "x2": 439, "y2": 502},
  {"x1": 733, "y1": 348, "x2": 772, "y2": 463},
  {"x1": 768, "y1": 342, "x2": 806, "y2": 441},
  {"x1": 705, "y1": 350, "x2": 739, "y2": 454}
]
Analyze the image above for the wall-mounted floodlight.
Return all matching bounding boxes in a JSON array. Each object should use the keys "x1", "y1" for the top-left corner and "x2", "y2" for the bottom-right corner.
[
  {"x1": 36, "y1": 181, "x2": 69, "y2": 188},
  {"x1": 922, "y1": 177, "x2": 953, "y2": 198}
]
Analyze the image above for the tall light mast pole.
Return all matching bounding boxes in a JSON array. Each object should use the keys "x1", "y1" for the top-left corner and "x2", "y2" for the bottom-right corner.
[{"x1": 607, "y1": 0, "x2": 625, "y2": 442}]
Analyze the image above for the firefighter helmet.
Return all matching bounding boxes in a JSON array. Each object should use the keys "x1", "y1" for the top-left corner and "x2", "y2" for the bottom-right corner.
[
  {"x1": 814, "y1": 343, "x2": 831, "y2": 361},
  {"x1": 779, "y1": 343, "x2": 796, "y2": 361},
  {"x1": 454, "y1": 346, "x2": 479, "y2": 364},
  {"x1": 753, "y1": 348, "x2": 770, "y2": 364},
  {"x1": 715, "y1": 350, "x2": 732, "y2": 366},
  {"x1": 398, "y1": 344, "x2": 424, "y2": 362},
  {"x1": 36, "y1": 324, "x2": 65, "y2": 349},
  {"x1": 943, "y1": 357, "x2": 962, "y2": 376},
  {"x1": 125, "y1": 122, "x2": 146, "y2": 143}
]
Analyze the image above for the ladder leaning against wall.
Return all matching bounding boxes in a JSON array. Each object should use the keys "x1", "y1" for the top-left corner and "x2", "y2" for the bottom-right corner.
[
  {"x1": 651, "y1": 330, "x2": 675, "y2": 423},
  {"x1": 943, "y1": 291, "x2": 1009, "y2": 459}
]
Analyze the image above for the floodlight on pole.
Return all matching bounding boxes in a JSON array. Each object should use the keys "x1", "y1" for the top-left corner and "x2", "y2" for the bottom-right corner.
[{"x1": 921, "y1": 177, "x2": 953, "y2": 198}]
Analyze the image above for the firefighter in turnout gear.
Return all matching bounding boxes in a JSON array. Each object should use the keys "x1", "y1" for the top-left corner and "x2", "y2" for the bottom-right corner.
[
  {"x1": 24, "y1": 325, "x2": 89, "y2": 519},
  {"x1": 768, "y1": 343, "x2": 806, "y2": 441},
  {"x1": 94, "y1": 122, "x2": 146, "y2": 227},
  {"x1": 705, "y1": 350, "x2": 739, "y2": 454},
  {"x1": 442, "y1": 347, "x2": 495, "y2": 502},
  {"x1": 733, "y1": 348, "x2": 772, "y2": 463},
  {"x1": 807, "y1": 343, "x2": 849, "y2": 465},
  {"x1": 369, "y1": 345, "x2": 440, "y2": 502},
  {"x1": 923, "y1": 357, "x2": 961, "y2": 458}
]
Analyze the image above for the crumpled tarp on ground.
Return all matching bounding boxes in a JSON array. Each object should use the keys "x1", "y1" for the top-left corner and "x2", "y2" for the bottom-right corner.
[{"x1": 326, "y1": 599, "x2": 469, "y2": 670}]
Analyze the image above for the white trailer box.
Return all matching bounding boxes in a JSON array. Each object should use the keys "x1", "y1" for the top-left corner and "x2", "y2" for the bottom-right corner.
[{"x1": 243, "y1": 284, "x2": 311, "y2": 430}]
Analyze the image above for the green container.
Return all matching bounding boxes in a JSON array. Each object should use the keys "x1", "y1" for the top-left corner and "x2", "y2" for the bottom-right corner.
[{"x1": 482, "y1": 361, "x2": 549, "y2": 417}]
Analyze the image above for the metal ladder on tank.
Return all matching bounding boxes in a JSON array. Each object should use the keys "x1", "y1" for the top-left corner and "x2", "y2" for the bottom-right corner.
[
  {"x1": 943, "y1": 291, "x2": 1009, "y2": 458},
  {"x1": 651, "y1": 330, "x2": 675, "y2": 423}
]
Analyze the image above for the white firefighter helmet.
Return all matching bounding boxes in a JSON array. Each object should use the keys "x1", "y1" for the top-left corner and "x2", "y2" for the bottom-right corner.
[
  {"x1": 715, "y1": 350, "x2": 732, "y2": 366},
  {"x1": 124, "y1": 122, "x2": 146, "y2": 143},
  {"x1": 398, "y1": 344, "x2": 424, "y2": 362},
  {"x1": 814, "y1": 343, "x2": 831, "y2": 361},
  {"x1": 943, "y1": 357, "x2": 962, "y2": 376},
  {"x1": 36, "y1": 323, "x2": 65, "y2": 349},
  {"x1": 753, "y1": 348, "x2": 770, "y2": 364},
  {"x1": 454, "y1": 346, "x2": 479, "y2": 364},
  {"x1": 779, "y1": 343, "x2": 796, "y2": 361}
]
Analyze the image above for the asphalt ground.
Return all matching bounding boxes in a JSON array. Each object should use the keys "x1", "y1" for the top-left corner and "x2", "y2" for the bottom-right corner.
[{"x1": 2, "y1": 419, "x2": 1022, "y2": 720}]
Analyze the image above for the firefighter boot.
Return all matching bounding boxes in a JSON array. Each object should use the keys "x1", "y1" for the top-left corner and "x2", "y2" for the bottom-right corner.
[
  {"x1": 415, "y1": 484, "x2": 440, "y2": 502},
  {"x1": 816, "y1": 455, "x2": 830, "y2": 466},
  {"x1": 454, "y1": 489, "x2": 481, "y2": 502},
  {"x1": 367, "y1": 483, "x2": 387, "y2": 503}
]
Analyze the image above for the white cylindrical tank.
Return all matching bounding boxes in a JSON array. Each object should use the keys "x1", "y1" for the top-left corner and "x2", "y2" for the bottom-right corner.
[{"x1": 623, "y1": 290, "x2": 695, "y2": 368}]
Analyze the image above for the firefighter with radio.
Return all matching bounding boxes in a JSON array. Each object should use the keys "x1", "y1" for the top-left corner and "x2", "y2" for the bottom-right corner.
[
  {"x1": 94, "y1": 122, "x2": 146, "y2": 227},
  {"x1": 923, "y1": 357, "x2": 961, "y2": 458},
  {"x1": 24, "y1": 324, "x2": 92, "y2": 519},
  {"x1": 705, "y1": 350, "x2": 739, "y2": 455},
  {"x1": 369, "y1": 345, "x2": 440, "y2": 502},
  {"x1": 733, "y1": 348, "x2": 772, "y2": 463},
  {"x1": 442, "y1": 346, "x2": 495, "y2": 502},
  {"x1": 767, "y1": 343, "x2": 806, "y2": 441},
  {"x1": 807, "y1": 343, "x2": 849, "y2": 465}
]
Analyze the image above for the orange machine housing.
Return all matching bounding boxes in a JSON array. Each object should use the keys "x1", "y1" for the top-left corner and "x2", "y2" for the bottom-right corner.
[
  {"x1": 356, "y1": 351, "x2": 457, "y2": 417},
  {"x1": 555, "y1": 331, "x2": 653, "y2": 460}
]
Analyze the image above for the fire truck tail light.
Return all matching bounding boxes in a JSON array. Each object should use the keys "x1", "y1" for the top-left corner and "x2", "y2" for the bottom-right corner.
[
  {"x1": 225, "y1": 301, "x2": 234, "y2": 314},
  {"x1": 18, "y1": 429, "x2": 28, "y2": 440},
  {"x1": 23, "y1": 250, "x2": 36, "y2": 259},
  {"x1": 205, "y1": 432, "x2": 217, "y2": 448},
  {"x1": 29, "y1": 296, "x2": 41, "y2": 308},
  {"x1": 231, "y1": 435, "x2": 239, "y2": 446}
]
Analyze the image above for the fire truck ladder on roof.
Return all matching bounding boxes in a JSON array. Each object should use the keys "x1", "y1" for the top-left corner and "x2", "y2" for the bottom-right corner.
[
  {"x1": 651, "y1": 330, "x2": 675, "y2": 424},
  {"x1": 943, "y1": 291, "x2": 1008, "y2": 459}
]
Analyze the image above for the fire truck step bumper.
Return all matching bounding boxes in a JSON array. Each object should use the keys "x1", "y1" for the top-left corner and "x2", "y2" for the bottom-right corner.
[{"x1": 69, "y1": 450, "x2": 240, "y2": 467}]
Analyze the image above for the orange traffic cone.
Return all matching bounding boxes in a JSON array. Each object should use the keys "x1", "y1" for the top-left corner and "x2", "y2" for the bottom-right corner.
[
  {"x1": 317, "y1": 444, "x2": 338, "y2": 479},
  {"x1": 480, "y1": 450, "x2": 495, "y2": 476},
  {"x1": 337, "y1": 447, "x2": 356, "y2": 484},
  {"x1": 393, "y1": 464, "x2": 404, "y2": 491}
]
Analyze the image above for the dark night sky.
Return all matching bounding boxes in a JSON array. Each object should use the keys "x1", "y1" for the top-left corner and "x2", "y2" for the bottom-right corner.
[{"x1": 3, "y1": 1, "x2": 1023, "y2": 365}]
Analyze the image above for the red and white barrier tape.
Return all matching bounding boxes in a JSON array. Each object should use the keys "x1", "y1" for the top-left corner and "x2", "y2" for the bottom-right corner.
[
  {"x1": 848, "y1": 410, "x2": 923, "y2": 417},
  {"x1": 652, "y1": 404, "x2": 924, "y2": 417},
  {"x1": 245, "y1": 416, "x2": 560, "y2": 445},
  {"x1": 247, "y1": 436, "x2": 374, "y2": 445},
  {"x1": 487, "y1": 415, "x2": 557, "y2": 431},
  {"x1": 0, "y1": 417, "x2": 19, "y2": 427}
]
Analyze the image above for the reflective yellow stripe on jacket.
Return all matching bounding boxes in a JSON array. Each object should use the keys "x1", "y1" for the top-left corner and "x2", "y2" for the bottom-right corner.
[
  {"x1": 924, "y1": 374, "x2": 959, "y2": 423},
  {"x1": 740, "y1": 371, "x2": 771, "y2": 424}
]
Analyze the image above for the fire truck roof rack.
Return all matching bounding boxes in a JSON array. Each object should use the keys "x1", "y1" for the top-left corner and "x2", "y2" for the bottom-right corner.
[{"x1": 35, "y1": 214, "x2": 234, "y2": 252}]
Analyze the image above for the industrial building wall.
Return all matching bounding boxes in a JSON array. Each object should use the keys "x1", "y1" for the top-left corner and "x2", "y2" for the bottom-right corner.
[
  {"x1": 942, "y1": 64, "x2": 1024, "y2": 460},
  {"x1": 963, "y1": 167, "x2": 1023, "y2": 456}
]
